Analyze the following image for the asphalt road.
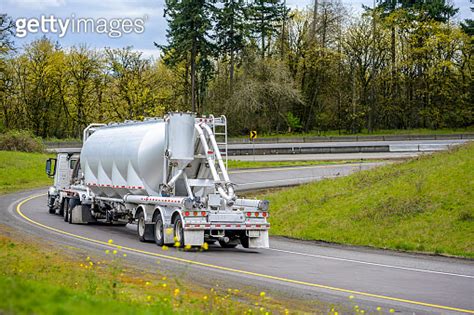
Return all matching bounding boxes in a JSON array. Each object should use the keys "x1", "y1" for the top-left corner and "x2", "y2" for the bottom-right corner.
[
  {"x1": 2, "y1": 165, "x2": 474, "y2": 314},
  {"x1": 229, "y1": 152, "x2": 422, "y2": 161},
  {"x1": 230, "y1": 162, "x2": 384, "y2": 191}
]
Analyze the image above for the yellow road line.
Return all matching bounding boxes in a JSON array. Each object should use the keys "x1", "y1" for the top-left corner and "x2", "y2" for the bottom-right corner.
[{"x1": 16, "y1": 194, "x2": 474, "y2": 314}]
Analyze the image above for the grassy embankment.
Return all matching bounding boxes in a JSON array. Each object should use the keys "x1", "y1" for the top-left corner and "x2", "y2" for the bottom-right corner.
[
  {"x1": 261, "y1": 143, "x2": 474, "y2": 258},
  {"x1": 0, "y1": 151, "x2": 53, "y2": 195},
  {"x1": 0, "y1": 226, "x2": 304, "y2": 315}
]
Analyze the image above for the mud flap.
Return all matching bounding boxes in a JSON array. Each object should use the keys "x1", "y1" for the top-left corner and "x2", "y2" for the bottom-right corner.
[
  {"x1": 248, "y1": 230, "x2": 269, "y2": 248},
  {"x1": 184, "y1": 230, "x2": 204, "y2": 246},
  {"x1": 143, "y1": 223, "x2": 155, "y2": 241},
  {"x1": 71, "y1": 205, "x2": 96, "y2": 224}
]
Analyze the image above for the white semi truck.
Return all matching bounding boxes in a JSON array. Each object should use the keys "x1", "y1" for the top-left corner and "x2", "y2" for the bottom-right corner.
[{"x1": 45, "y1": 113, "x2": 269, "y2": 249}]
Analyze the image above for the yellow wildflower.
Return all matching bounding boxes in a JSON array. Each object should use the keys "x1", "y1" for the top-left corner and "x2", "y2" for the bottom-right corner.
[
  {"x1": 259, "y1": 291, "x2": 266, "y2": 298},
  {"x1": 107, "y1": 239, "x2": 113, "y2": 244},
  {"x1": 174, "y1": 288, "x2": 180, "y2": 296}
]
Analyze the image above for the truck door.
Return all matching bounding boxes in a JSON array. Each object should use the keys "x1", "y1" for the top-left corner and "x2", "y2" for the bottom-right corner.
[{"x1": 54, "y1": 154, "x2": 73, "y2": 189}]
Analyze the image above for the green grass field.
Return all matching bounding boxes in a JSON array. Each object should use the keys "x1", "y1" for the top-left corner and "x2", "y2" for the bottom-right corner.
[
  {"x1": 0, "y1": 227, "x2": 305, "y2": 315},
  {"x1": 261, "y1": 143, "x2": 474, "y2": 258},
  {"x1": 0, "y1": 151, "x2": 53, "y2": 195}
]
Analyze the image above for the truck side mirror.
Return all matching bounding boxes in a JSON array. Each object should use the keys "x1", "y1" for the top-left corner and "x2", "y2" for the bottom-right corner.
[{"x1": 46, "y1": 158, "x2": 57, "y2": 177}]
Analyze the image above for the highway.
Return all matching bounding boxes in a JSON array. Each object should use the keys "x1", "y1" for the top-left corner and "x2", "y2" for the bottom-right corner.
[{"x1": 2, "y1": 164, "x2": 474, "y2": 314}]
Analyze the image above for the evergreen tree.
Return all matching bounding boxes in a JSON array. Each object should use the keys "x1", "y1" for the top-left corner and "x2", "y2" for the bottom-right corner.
[
  {"x1": 215, "y1": 0, "x2": 248, "y2": 89},
  {"x1": 247, "y1": 0, "x2": 287, "y2": 59},
  {"x1": 158, "y1": 0, "x2": 215, "y2": 112}
]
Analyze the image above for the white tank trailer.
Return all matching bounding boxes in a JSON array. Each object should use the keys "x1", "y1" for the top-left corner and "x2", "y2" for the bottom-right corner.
[{"x1": 46, "y1": 113, "x2": 270, "y2": 249}]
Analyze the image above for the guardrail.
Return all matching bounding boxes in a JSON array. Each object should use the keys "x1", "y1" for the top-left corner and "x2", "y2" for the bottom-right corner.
[{"x1": 227, "y1": 133, "x2": 474, "y2": 144}]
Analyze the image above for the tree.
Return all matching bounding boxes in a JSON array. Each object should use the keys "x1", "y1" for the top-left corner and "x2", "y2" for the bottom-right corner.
[
  {"x1": 159, "y1": 0, "x2": 215, "y2": 113},
  {"x1": 247, "y1": 0, "x2": 287, "y2": 59},
  {"x1": 215, "y1": 0, "x2": 248, "y2": 90}
]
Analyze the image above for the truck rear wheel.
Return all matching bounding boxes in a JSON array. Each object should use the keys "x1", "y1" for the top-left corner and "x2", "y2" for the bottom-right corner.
[
  {"x1": 59, "y1": 198, "x2": 65, "y2": 216},
  {"x1": 63, "y1": 198, "x2": 69, "y2": 222},
  {"x1": 154, "y1": 215, "x2": 164, "y2": 246},
  {"x1": 137, "y1": 211, "x2": 146, "y2": 242},
  {"x1": 173, "y1": 217, "x2": 184, "y2": 248}
]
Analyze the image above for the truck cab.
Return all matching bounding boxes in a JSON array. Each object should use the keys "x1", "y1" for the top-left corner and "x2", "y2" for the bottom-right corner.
[{"x1": 46, "y1": 149, "x2": 80, "y2": 215}]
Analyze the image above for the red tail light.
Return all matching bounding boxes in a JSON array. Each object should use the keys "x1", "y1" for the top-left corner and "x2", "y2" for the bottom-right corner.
[
  {"x1": 255, "y1": 212, "x2": 260, "y2": 217},
  {"x1": 262, "y1": 212, "x2": 267, "y2": 217},
  {"x1": 246, "y1": 212, "x2": 252, "y2": 217},
  {"x1": 201, "y1": 211, "x2": 207, "y2": 216},
  {"x1": 184, "y1": 211, "x2": 190, "y2": 216},
  {"x1": 193, "y1": 211, "x2": 198, "y2": 216}
]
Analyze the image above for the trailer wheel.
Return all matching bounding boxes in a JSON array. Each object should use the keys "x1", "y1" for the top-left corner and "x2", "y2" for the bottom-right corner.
[
  {"x1": 173, "y1": 217, "x2": 184, "y2": 248},
  {"x1": 153, "y1": 214, "x2": 164, "y2": 246},
  {"x1": 63, "y1": 198, "x2": 69, "y2": 222},
  {"x1": 137, "y1": 211, "x2": 146, "y2": 242},
  {"x1": 240, "y1": 234, "x2": 249, "y2": 249}
]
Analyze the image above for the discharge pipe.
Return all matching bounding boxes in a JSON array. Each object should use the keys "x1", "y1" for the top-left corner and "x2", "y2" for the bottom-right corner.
[{"x1": 195, "y1": 123, "x2": 235, "y2": 202}]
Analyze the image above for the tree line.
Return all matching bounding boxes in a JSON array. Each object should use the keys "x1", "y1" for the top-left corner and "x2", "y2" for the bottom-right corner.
[{"x1": 0, "y1": 0, "x2": 472, "y2": 139}]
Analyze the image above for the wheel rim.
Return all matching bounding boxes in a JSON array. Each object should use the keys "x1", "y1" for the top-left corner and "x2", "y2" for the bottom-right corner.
[
  {"x1": 174, "y1": 220, "x2": 182, "y2": 243},
  {"x1": 155, "y1": 219, "x2": 162, "y2": 241},
  {"x1": 138, "y1": 217, "x2": 145, "y2": 236}
]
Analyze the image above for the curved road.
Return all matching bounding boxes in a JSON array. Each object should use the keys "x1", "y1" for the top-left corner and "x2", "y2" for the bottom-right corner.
[{"x1": 2, "y1": 165, "x2": 473, "y2": 314}]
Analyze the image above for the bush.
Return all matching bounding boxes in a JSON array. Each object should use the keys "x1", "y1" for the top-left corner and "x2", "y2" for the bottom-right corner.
[{"x1": 0, "y1": 130, "x2": 45, "y2": 153}]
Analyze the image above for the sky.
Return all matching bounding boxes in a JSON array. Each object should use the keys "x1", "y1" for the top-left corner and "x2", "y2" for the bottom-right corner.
[{"x1": 4, "y1": 0, "x2": 473, "y2": 59}]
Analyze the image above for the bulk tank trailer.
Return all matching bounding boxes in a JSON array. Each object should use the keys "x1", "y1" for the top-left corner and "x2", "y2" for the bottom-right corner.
[{"x1": 46, "y1": 113, "x2": 270, "y2": 249}]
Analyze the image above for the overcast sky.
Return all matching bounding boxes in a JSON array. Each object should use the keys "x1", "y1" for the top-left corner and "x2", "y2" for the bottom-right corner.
[{"x1": 5, "y1": 0, "x2": 472, "y2": 59}]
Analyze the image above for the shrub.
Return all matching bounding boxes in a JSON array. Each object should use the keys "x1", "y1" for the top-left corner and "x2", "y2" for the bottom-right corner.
[{"x1": 0, "y1": 130, "x2": 45, "y2": 153}]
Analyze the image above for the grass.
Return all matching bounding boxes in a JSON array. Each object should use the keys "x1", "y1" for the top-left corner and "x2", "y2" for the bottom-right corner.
[
  {"x1": 259, "y1": 143, "x2": 474, "y2": 258},
  {"x1": 0, "y1": 151, "x2": 53, "y2": 195},
  {"x1": 0, "y1": 226, "x2": 310, "y2": 315},
  {"x1": 228, "y1": 159, "x2": 373, "y2": 170},
  {"x1": 235, "y1": 126, "x2": 474, "y2": 139}
]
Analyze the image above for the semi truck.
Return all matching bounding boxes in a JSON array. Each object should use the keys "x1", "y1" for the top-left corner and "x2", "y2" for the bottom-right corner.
[{"x1": 45, "y1": 113, "x2": 270, "y2": 249}]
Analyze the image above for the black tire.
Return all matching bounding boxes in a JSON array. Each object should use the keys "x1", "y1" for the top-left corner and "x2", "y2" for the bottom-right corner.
[
  {"x1": 240, "y1": 234, "x2": 250, "y2": 248},
  {"x1": 137, "y1": 211, "x2": 146, "y2": 242},
  {"x1": 219, "y1": 241, "x2": 237, "y2": 248},
  {"x1": 63, "y1": 198, "x2": 69, "y2": 222},
  {"x1": 48, "y1": 194, "x2": 55, "y2": 214},
  {"x1": 59, "y1": 198, "x2": 65, "y2": 216},
  {"x1": 173, "y1": 216, "x2": 185, "y2": 248},
  {"x1": 154, "y1": 214, "x2": 164, "y2": 246}
]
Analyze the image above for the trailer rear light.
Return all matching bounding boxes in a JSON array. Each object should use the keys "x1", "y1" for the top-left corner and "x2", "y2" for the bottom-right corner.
[
  {"x1": 262, "y1": 212, "x2": 268, "y2": 217},
  {"x1": 193, "y1": 211, "x2": 198, "y2": 216},
  {"x1": 255, "y1": 212, "x2": 260, "y2": 217},
  {"x1": 201, "y1": 211, "x2": 207, "y2": 216},
  {"x1": 184, "y1": 211, "x2": 190, "y2": 216},
  {"x1": 246, "y1": 212, "x2": 252, "y2": 217}
]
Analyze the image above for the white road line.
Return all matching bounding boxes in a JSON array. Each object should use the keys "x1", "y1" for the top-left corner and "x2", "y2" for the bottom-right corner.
[{"x1": 267, "y1": 248, "x2": 474, "y2": 279}]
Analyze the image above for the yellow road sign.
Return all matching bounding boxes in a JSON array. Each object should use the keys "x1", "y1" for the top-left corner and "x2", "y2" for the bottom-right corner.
[{"x1": 250, "y1": 130, "x2": 257, "y2": 140}]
